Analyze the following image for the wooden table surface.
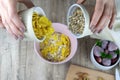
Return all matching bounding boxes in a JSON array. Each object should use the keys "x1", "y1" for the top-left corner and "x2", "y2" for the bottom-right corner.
[{"x1": 0, "y1": 0, "x2": 117, "y2": 80}]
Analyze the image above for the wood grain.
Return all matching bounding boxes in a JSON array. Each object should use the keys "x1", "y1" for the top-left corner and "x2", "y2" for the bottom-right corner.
[
  {"x1": 66, "y1": 65, "x2": 114, "y2": 80},
  {"x1": 0, "y1": 0, "x2": 116, "y2": 80}
]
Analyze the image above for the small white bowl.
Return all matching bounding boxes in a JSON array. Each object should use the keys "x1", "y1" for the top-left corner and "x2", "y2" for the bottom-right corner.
[
  {"x1": 90, "y1": 42, "x2": 120, "y2": 70},
  {"x1": 67, "y1": 4, "x2": 92, "y2": 38},
  {"x1": 20, "y1": 7, "x2": 46, "y2": 42}
]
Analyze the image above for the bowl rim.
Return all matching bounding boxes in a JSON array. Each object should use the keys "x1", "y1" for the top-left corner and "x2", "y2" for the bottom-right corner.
[
  {"x1": 67, "y1": 4, "x2": 90, "y2": 38},
  {"x1": 91, "y1": 40, "x2": 120, "y2": 69},
  {"x1": 22, "y1": 7, "x2": 46, "y2": 42},
  {"x1": 34, "y1": 23, "x2": 78, "y2": 64}
]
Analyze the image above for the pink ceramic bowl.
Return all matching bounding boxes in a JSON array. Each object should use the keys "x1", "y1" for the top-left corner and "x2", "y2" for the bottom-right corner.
[{"x1": 34, "y1": 23, "x2": 78, "y2": 64}]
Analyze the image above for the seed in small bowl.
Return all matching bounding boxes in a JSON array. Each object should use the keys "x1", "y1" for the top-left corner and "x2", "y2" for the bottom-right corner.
[{"x1": 69, "y1": 7, "x2": 85, "y2": 35}]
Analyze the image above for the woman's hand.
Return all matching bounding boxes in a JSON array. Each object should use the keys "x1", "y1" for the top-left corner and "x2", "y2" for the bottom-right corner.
[
  {"x1": 77, "y1": 0, "x2": 116, "y2": 33},
  {"x1": 0, "y1": 0, "x2": 34, "y2": 40}
]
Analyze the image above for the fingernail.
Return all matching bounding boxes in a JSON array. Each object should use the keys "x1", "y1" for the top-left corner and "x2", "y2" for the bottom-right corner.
[
  {"x1": 1, "y1": 26, "x2": 5, "y2": 29},
  {"x1": 90, "y1": 25, "x2": 95, "y2": 30},
  {"x1": 92, "y1": 28, "x2": 96, "y2": 33},
  {"x1": 18, "y1": 35, "x2": 24, "y2": 40},
  {"x1": 20, "y1": 28, "x2": 25, "y2": 33},
  {"x1": 95, "y1": 30, "x2": 100, "y2": 34},
  {"x1": 14, "y1": 36, "x2": 18, "y2": 40},
  {"x1": 94, "y1": 30, "x2": 98, "y2": 33},
  {"x1": 90, "y1": 26, "x2": 92, "y2": 29},
  {"x1": 98, "y1": 30, "x2": 102, "y2": 33},
  {"x1": 94, "y1": 30, "x2": 98, "y2": 34},
  {"x1": 110, "y1": 25, "x2": 113, "y2": 29}
]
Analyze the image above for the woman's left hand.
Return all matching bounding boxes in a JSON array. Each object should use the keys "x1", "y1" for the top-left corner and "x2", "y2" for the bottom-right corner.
[{"x1": 77, "y1": 0, "x2": 116, "y2": 33}]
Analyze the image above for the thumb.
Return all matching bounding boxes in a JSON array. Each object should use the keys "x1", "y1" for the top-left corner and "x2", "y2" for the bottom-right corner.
[{"x1": 77, "y1": 0, "x2": 85, "y2": 4}]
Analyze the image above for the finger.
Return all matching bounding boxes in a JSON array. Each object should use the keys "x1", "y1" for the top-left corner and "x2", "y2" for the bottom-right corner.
[
  {"x1": 77, "y1": 0, "x2": 86, "y2": 4},
  {"x1": 6, "y1": 18, "x2": 24, "y2": 40},
  {"x1": 0, "y1": 2, "x2": 7, "y2": 29},
  {"x1": 94, "y1": 19, "x2": 109, "y2": 33},
  {"x1": 109, "y1": 8, "x2": 116, "y2": 29},
  {"x1": 6, "y1": 0, "x2": 25, "y2": 32},
  {"x1": 11, "y1": 14, "x2": 25, "y2": 32},
  {"x1": 8, "y1": 11, "x2": 25, "y2": 33},
  {"x1": 0, "y1": 23, "x2": 4, "y2": 28},
  {"x1": 90, "y1": 0, "x2": 105, "y2": 29},
  {"x1": 92, "y1": 28, "x2": 96, "y2": 33},
  {"x1": 5, "y1": 7, "x2": 24, "y2": 39},
  {"x1": 1, "y1": 10, "x2": 18, "y2": 39},
  {"x1": 0, "y1": 1, "x2": 21, "y2": 39},
  {"x1": 0, "y1": 3, "x2": 6, "y2": 29},
  {"x1": 0, "y1": 0, "x2": 24, "y2": 39},
  {"x1": 3, "y1": 19, "x2": 18, "y2": 39},
  {"x1": 94, "y1": 4, "x2": 112, "y2": 33},
  {"x1": 0, "y1": 18, "x2": 4, "y2": 28}
]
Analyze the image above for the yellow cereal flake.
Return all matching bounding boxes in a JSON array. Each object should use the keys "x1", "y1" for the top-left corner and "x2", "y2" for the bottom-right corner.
[
  {"x1": 32, "y1": 12, "x2": 54, "y2": 39},
  {"x1": 40, "y1": 32, "x2": 71, "y2": 62}
]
